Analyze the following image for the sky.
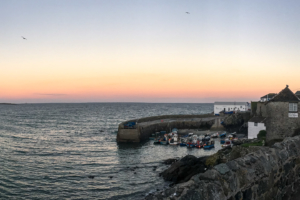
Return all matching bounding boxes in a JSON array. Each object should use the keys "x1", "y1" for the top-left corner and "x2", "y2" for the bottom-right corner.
[{"x1": 1, "y1": 0, "x2": 300, "y2": 103}]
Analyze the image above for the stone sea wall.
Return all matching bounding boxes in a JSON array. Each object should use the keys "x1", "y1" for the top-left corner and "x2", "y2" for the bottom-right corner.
[
  {"x1": 147, "y1": 136, "x2": 300, "y2": 200},
  {"x1": 119, "y1": 114, "x2": 215, "y2": 127}
]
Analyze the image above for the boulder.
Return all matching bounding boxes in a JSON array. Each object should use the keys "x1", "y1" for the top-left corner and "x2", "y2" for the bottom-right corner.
[
  {"x1": 163, "y1": 158, "x2": 179, "y2": 165},
  {"x1": 160, "y1": 155, "x2": 208, "y2": 183}
]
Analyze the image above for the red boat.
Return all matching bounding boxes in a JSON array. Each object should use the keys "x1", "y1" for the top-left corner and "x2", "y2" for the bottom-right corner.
[{"x1": 195, "y1": 140, "x2": 203, "y2": 148}]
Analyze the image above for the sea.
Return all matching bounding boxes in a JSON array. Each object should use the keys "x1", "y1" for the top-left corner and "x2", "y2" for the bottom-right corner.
[{"x1": 0, "y1": 103, "x2": 221, "y2": 200}]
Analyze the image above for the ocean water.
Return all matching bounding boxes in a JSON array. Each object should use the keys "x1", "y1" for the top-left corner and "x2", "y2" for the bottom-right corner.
[{"x1": 0, "y1": 103, "x2": 217, "y2": 200}]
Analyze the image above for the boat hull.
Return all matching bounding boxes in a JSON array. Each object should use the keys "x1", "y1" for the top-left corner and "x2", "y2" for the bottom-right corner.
[
  {"x1": 203, "y1": 145, "x2": 214, "y2": 149},
  {"x1": 186, "y1": 143, "x2": 195, "y2": 148}
]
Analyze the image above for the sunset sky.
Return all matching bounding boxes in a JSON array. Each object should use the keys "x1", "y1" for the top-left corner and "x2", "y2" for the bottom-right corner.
[{"x1": 1, "y1": 0, "x2": 300, "y2": 103}]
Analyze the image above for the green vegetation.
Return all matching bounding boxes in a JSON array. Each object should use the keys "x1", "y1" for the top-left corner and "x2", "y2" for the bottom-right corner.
[
  {"x1": 242, "y1": 130, "x2": 266, "y2": 147},
  {"x1": 205, "y1": 152, "x2": 220, "y2": 167},
  {"x1": 241, "y1": 141, "x2": 264, "y2": 147},
  {"x1": 257, "y1": 130, "x2": 266, "y2": 140}
]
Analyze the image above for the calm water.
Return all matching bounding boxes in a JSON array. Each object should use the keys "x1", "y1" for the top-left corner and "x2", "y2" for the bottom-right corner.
[{"x1": 0, "y1": 103, "x2": 219, "y2": 200}]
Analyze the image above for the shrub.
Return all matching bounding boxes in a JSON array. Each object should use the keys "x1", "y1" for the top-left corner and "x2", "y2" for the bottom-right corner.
[{"x1": 257, "y1": 130, "x2": 266, "y2": 140}]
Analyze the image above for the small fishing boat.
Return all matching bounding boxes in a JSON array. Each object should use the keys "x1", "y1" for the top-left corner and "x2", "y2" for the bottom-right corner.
[
  {"x1": 202, "y1": 136, "x2": 210, "y2": 142},
  {"x1": 219, "y1": 132, "x2": 227, "y2": 138},
  {"x1": 195, "y1": 139, "x2": 203, "y2": 148},
  {"x1": 153, "y1": 132, "x2": 161, "y2": 144},
  {"x1": 172, "y1": 128, "x2": 178, "y2": 133},
  {"x1": 160, "y1": 134, "x2": 169, "y2": 145},
  {"x1": 186, "y1": 136, "x2": 196, "y2": 148},
  {"x1": 179, "y1": 138, "x2": 187, "y2": 146},
  {"x1": 211, "y1": 132, "x2": 219, "y2": 138},
  {"x1": 203, "y1": 140, "x2": 215, "y2": 149},
  {"x1": 220, "y1": 138, "x2": 226, "y2": 144},
  {"x1": 222, "y1": 139, "x2": 232, "y2": 148},
  {"x1": 169, "y1": 134, "x2": 179, "y2": 145}
]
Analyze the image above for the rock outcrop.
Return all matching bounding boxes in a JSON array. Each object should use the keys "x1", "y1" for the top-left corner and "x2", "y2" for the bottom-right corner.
[
  {"x1": 222, "y1": 112, "x2": 251, "y2": 133},
  {"x1": 146, "y1": 135, "x2": 300, "y2": 200},
  {"x1": 160, "y1": 155, "x2": 208, "y2": 184}
]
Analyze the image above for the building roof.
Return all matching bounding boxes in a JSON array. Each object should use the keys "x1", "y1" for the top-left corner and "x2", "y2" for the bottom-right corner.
[
  {"x1": 214, "y1": 102, "x2": 249, "y2": 106},
  {"x1": 249, "y1": 116, "x2": 267, "y2": 123},
  {"x1": 260, "y1": 93, "x2": 277, "y2": 99},
  {"x1": 295, "y1": 91, "x2": 300, "y2": 95},
  {"x1": 267, "y1": 85, "x2": 299, "y2": 103}
]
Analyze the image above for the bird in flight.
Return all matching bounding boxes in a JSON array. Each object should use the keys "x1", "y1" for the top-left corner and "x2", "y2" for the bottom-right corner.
[
  {"x1": 186, "y1": 12, "x2": 190, "y2": 14},
  {"x1": 21, "y1": 36, "x2": 27, "y2": 40}
]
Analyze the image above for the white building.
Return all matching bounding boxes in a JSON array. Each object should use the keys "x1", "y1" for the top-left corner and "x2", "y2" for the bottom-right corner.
[
  {"x1": 214, "y1": 102, "x2": 250, "y2": 115},
  {"x1": 248, "y1": 116, "x2": 266, "y2": 139}
]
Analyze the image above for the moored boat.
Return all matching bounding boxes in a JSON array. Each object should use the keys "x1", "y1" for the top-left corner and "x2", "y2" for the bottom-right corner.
[
  {"x1": 179, "y1": 138, "x2": 187, "y2": 146},
  {"x1": 222, "y1": 139, "x2": 232, "y2": 148},
  {"x1": 211, "y1": 132, "x2": 219, "y2": 138},
  {"x1": 186, "y1": 137, "x2": 196, "y2": 148},
  {"x1": 160, "y1": 134, "x2": 169, "y2": 145},
  {"x1": 169, "y1": 134, "x2": 179, "y2": 145},
  {"x1": 219, "y1": 132, "x2": 226, "y2": 138},
  {"x1": 195, "y1": 139, "x2": 203, "y2": 148},
  {"x1": 202, "y1": 136, "x2": 210, "y2": 142},
  {"x1": 203, "y1": 140, "x2": 215, "y2": 149}
]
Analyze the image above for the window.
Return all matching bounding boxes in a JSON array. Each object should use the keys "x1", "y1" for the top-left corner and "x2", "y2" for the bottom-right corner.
[
  {"x1": 254, "y1": 122, "x2": 258, "y2": 126},
  {"x1": 289, "y1": 103, "x2": 298, "y2": 112}
]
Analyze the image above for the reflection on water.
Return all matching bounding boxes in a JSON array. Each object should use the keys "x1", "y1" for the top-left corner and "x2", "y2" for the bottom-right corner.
[{"x1": 0, "y1": 103, "x2": 213, "y2": 200}]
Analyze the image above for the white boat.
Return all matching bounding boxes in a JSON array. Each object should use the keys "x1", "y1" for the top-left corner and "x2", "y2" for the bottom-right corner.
[
  {"x1": 169, "y1": 135, "x2": 178, "y2": 145},
  {"x1": 211, "y1": 132, "x2": 219, "y2": 138},
  {"x1": 222, "y1": 139, "x2": 232, "y2": 148}
]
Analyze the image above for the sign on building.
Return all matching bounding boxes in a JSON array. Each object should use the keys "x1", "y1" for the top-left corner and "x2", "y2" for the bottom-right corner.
[{"x1": 288, "y1": 113, "x2": 298, "y2": 118}]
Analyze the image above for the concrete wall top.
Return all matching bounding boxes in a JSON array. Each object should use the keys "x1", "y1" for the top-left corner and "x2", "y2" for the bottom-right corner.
[{"x1": 120, "y1": 114, "x2": 215, "y2": 126}]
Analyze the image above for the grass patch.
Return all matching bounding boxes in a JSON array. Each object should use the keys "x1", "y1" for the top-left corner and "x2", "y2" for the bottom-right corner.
[
  {"x1": 241, "y1": 140, "x2": 264, "y2": 147},
  {"x1": 241, "y1": 130, "x2": 266, "y2": 147}
]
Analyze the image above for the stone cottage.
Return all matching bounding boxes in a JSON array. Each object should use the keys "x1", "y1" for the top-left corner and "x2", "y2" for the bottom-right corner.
[{"x1": 250, "y1": 85, "x2": 300, "y2": 145}]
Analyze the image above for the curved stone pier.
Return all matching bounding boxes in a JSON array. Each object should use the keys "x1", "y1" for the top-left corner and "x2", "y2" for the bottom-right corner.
[{"x1": 117, "y1": 114, "x2": 224, "y2": 143}]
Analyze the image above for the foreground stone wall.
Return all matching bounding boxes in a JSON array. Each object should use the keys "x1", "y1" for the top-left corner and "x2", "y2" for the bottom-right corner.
[{"x1": 147, "y1": 136, "x2": 300, "y2": 200}]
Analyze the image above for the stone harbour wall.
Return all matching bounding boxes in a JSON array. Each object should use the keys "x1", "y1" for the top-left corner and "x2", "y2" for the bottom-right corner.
[{"x1": 146, "y1": 136, "x2": 300, "y2": 200}]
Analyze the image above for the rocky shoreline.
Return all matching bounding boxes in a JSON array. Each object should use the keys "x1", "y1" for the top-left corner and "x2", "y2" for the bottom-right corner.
[{"x1": 146, "y1": 136, "x2": 300, "y2": 200}]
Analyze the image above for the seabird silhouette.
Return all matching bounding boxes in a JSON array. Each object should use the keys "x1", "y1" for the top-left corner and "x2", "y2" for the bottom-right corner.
[
  {"x1": 186, "y1": 12, "x2": 190, "y2": 14},
  {"x1": 22, "y1": 36, "x2": 27, "y2": 40}
]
